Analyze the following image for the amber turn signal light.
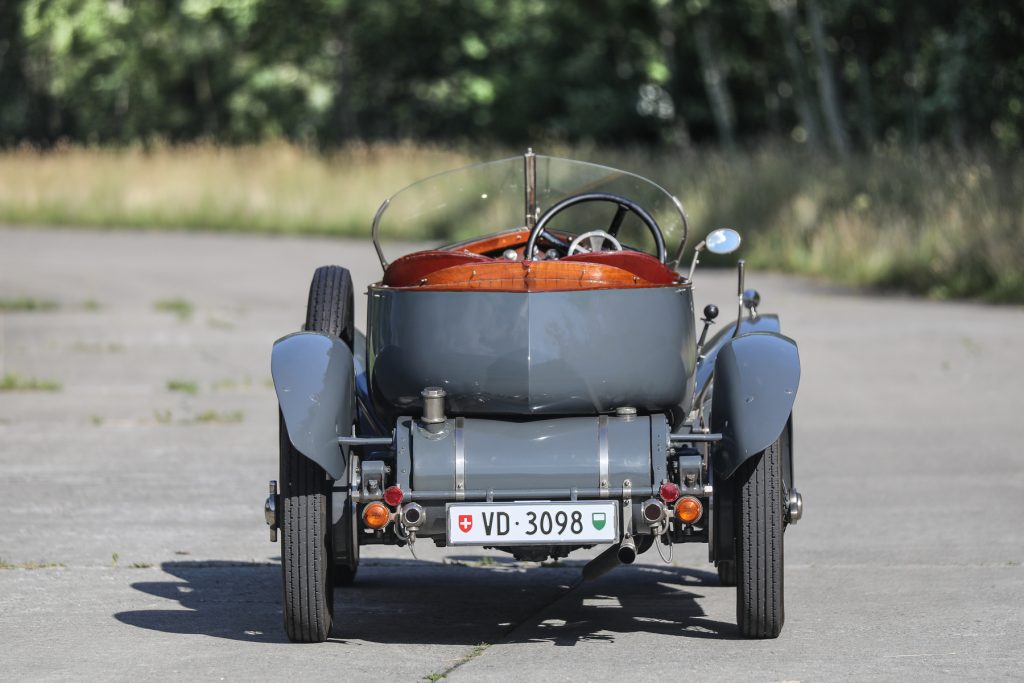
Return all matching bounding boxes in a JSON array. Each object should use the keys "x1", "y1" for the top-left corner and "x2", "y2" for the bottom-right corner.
[
  {"x1": 675, "y1": 496, "x2": 703, "y2": 524},
  {"x1": 362, "y1": 502, "x2": 391, "y2": 529}
]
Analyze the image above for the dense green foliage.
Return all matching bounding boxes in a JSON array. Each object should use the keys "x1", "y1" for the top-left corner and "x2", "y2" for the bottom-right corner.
[{"x1": 2, "y1": 0, "x2": 1022, "y2": 151}]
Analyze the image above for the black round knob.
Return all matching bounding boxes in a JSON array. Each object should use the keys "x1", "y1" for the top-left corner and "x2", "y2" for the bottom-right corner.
[
  {"x1": 703, "y1": 304, "x2": 719, "y2": 320},
  {"x1": 742, "y1": 288, "x2": 761, "y2": 309}
]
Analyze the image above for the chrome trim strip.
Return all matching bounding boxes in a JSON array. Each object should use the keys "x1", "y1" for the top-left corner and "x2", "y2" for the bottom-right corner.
[
  {"x1": 454, "y1": 417, "x2": 466, "y2": 501},
  {"x1": 598, "y1": 415, "x2": 610, "y2": 498}
]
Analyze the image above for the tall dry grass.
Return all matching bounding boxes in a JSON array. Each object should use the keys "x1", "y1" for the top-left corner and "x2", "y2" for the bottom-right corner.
[{"x1": 1, "y1": 142, "x2": 1020, "y2": 301}]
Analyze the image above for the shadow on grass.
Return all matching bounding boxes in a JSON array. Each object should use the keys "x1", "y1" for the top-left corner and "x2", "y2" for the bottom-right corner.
[{"x1": 114, "y1": 557, "x2": 740, "y2": 646}]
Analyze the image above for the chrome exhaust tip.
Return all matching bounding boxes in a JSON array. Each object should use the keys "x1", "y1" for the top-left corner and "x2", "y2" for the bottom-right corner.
[{"x1": 617, "y1": 535, "x2": 637, "y2": 564}]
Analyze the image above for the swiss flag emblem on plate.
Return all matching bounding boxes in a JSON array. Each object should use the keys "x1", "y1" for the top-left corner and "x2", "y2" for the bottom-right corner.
[{"x1": 457, "y1": 514, "x2": 473, "y2": 533}]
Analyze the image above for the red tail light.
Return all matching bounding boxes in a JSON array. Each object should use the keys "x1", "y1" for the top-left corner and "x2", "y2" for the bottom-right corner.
[
  {"x1": 383, "y1": 485, "x2": 404, "y2": 507},
  {"x1": 659, "y1": 482, "x2": 680, "y2": 503}
]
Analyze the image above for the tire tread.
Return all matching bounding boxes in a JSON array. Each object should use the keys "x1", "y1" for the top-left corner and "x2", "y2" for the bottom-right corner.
[{"x1": 736, "y1": 438, "x2": 785, "y2": 638}]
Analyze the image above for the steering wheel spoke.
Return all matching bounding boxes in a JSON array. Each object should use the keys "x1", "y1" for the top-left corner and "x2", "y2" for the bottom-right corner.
[{"x1": 607, "y1": 204, "x2": 629, "y2": 237}]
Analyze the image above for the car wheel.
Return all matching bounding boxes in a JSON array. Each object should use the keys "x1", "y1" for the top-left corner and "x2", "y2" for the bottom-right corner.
[
  {"x1": 280, "y1": 413, "x2": 334, "y2": 642},
  {"x1": 304, "y1": 265, "x2": 359, "y2": 584},
  {"x1": 717, "y1": 560, "x2": 737, "y2": 586},
  {"x1": 734, "y1": 436, "x2": 785, "y2": 638}
]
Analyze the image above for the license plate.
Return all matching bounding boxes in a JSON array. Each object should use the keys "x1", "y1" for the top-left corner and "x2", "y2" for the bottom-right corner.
[{"x1": 447, "y1": 501, "x2": 618, "y2": 545}]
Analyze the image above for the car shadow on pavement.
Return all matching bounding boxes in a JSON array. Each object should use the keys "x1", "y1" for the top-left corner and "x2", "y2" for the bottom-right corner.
[
  {"x1": 114, "y1": 557, "x2": 740, "y2": 645},
  {"x1": 114, "y1": 560, "x2": 287, "y2": 643}
]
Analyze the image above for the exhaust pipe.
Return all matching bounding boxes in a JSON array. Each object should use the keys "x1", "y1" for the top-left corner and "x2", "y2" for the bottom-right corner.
[
  {"x1": 617, "y1": 535, "x2": 637, "y2": 564},
  {"x1": 582, "y1": 535, "x2": 638, "y2": 582}
]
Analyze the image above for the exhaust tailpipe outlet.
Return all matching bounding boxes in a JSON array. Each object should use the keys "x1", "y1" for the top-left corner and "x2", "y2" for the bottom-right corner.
[
  {"x1": 401, "y1": 502, "x2": 426, "y2": 528},
  {"x1": 617, "y1": 535, "x2": 637, "y2": 564}
]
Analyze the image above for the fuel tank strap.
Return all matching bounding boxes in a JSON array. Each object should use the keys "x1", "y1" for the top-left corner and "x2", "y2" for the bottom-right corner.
[
  {"x1": 598, "y1": 415, "x2": 610, "y2": 498},
  {"x1": 454, "y1": 417, "x2": 466, "y2": 500}
]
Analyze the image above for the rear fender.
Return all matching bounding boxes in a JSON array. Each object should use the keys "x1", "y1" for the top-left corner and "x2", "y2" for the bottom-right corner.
[
  {"x1": 710, "y1": 331, "x2": 800, "y2": 479},
  {"x1": 693, "y1": 314, "x2": 780, "y2": 405},
  {"x1": 271, "y1": 331, "x2": 354, "y2": 480}
]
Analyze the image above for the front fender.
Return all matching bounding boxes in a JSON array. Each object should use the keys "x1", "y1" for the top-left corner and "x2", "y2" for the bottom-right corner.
[
  {"x1": 711, "y1": 332, "x2": 800, "y2": 479},
  {"x1": 271, "y1": 331, "x2": 354, "y2": 480}
]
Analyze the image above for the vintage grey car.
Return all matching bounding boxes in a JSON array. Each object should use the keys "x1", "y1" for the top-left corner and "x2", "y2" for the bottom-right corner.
[{"x1": 265, "y1": 151, "x2": 803, "y2": 642}]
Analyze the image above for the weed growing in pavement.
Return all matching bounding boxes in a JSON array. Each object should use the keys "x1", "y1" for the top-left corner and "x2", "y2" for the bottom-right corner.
[
  {"x1": 0, "y1": 297, "x2": 59, "y2": 312},
  {"x1": 0, "y1": 373, "x2": 61, "y2": 391},
  {"x1": 111, "y1": 553, "x2": 119, "y2": 567},
  {"x1": 153, "y1": 297, "x2": 194, "y2": 320},
  {"x1": 153, "y1": 409, "x2": 174, "y2": 424},
  {"x1": 0, "y1": 559, "x2": 66, "y2": 570},
  {"x1": 130, "y1": 562, "x2": 154, "y2": 569},
  {"x1": 166, "y1": 379, "x2": 199, "y2": 395},
  {"x1": 193, "y1": 409, "x2": 244, "y2": 424}
]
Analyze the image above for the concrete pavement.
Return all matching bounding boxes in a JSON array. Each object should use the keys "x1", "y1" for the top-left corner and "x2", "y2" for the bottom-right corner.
[{"x1": 1, "y1": 227, "x2": 1022, "y2": 680}]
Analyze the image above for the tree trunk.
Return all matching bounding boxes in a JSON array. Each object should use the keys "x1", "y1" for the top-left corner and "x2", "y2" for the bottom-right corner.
[
  {"x1": 853, "y1": 51, "x2": 876, "y2": 146},
  {"x1": 693, "y1": 17, "x2": 736, "y2": 152},
  {"x1": 805, "y1": 0, "x2": 849, "y2": 158},
  {"x1": 770, "y1": 0, "x2": 823, "y2": 151},
  {"x1": 654, "y1": 0, "x2": 692, "y2": 150}
]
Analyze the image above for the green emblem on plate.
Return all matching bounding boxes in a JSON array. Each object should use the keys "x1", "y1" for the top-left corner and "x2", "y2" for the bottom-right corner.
[{"x1": 592, "y1": 512, "x2": 607, "y2": 530}]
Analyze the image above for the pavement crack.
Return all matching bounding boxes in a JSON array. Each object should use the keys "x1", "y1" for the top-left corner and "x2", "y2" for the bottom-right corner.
[{"x1": 427, "y1": 575, "x2": 586, "y2": 680}]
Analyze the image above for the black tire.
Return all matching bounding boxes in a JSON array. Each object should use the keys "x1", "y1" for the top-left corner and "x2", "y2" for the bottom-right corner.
[
  {"x1": 735, "y1": 437, "x2": 785, "y2": 639},
  {"x1": 305, "y1": 265, "x2": 354, "y2": 347},
  {"x1": 717, "y1": 560, "x2": 737, "y2": 587},
  {"x1": 304, "y1": 265, "x2": 359, "y2": 585},
  {"x1": 280, "y1": 414, "x2": 334, "y2": 642}
]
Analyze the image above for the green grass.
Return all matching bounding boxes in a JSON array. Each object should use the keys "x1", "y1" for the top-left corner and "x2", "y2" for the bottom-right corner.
[
  {"x1": 0, "y1": 297, "x2": 59, "y2": 312},
  {"x1": 153, "y1": 297, "x2": 194, "y2": 320},
  {"x1": 166, "y1": 379, "x2": 199, "y2": 395},
  {"x1": 0, "y1": 559, "x2": 66, "y2": 570},
  {"x1": 193, "y1": 409, "x2": 244, "y2": 424},
  {"x1": 1, "y1": 141, "x2": 1022, "y2": 302},
  {"x1": 0, "y1": 372, "x2": 61, "y2": 392}
]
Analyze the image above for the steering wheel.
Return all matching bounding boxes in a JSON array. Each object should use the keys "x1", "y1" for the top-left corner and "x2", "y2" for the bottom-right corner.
[
  {"x1": 525, "y1": 192, "x2": 667, "y2": 263},
  {"x1": 568, "y1": 230, "x2": 623, "y2": 255}
]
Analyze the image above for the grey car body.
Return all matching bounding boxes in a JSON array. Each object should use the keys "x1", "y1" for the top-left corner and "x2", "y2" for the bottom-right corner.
[{"x1": 268, "y1": 152, "x2": 803, "y2": 642}]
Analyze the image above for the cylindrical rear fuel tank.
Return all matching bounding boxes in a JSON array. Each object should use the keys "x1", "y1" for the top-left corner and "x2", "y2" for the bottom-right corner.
[
  {"x1": 405, "y1": 414, "x2": 656, "y2": 494},
  {"x1": 367, "y1": 285, "x2": 696, "y2": 421}
]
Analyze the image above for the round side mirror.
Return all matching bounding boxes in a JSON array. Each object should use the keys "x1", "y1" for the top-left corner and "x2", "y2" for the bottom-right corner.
[{"x1": 705, "y1": 228, "x2": 742, "y2": 255}]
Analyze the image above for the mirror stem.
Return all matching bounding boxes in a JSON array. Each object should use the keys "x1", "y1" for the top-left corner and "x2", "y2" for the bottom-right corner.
[{"x1": 686, "y1": 241, "x2": 706, "y2": 281}]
